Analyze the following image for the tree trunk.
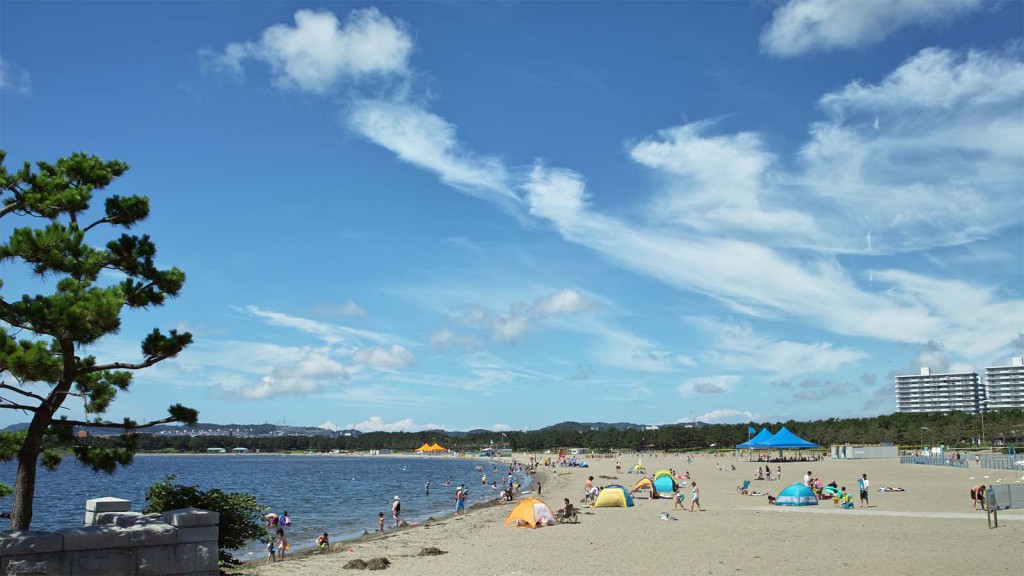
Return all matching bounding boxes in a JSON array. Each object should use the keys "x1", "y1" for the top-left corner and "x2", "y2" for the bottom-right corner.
[{"x1": 10, "y1": 422, "x2": 45, "y2": 531}]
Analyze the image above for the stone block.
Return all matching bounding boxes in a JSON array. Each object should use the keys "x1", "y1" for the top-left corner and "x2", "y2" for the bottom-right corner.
[
  {"x1": 176, "y1": 526, "x2": 218, "y2": 544},
  {"x1": 161, "y1": 508, "x2": 219, "y2": 528},
  {"x1": 0, "y1": 552, "x2": 71, "y2": 575},
  {"x1": 54, "y1": 525, "x2": 130, "y2": 551},
  {"x1": 194, "y1": 542, "x2": 217, "y2": 571},
  {"x1": 70, "y1": 548, "x2": 134, "y2": 576},
  {"x1": 136, "y1": 543, "x2": 194, "y2": 576},
  {"x1": 85, "y1": 497, "x2": 131, "y2": 513},
  {"x1": 128, "y1": 523, "x2": 178, "y2": 547},
  {"x1": 0, "y1": 532, "x2": 63, "y2": 556}
]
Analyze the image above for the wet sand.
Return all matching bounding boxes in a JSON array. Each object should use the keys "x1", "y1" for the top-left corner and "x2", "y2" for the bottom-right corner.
[{"x1": 231, "y1": 453, "x2": 1023, "y2": 575}]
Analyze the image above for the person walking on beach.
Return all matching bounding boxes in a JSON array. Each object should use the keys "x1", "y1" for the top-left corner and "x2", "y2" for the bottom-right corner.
[
  {"x1": 858, "y1": 474, "x2": 870, "y2": 508},
  {"x1": 673, "y1": 489, "x2": 685, "y2": 510},
  {"x1": 455, "y1": 487, "x2": 468, "y2": 515},
  {"x1": 392, "y1": 495, "x2": 401, "y2": 527},
  {"x1": 689, "y1": 482, "x2": 702, "y2": 512}
]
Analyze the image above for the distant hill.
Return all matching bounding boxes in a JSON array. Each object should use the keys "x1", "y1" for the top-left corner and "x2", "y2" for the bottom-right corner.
[{"x1": 538, "y1": 421, "x2": 647, "y2": 432}]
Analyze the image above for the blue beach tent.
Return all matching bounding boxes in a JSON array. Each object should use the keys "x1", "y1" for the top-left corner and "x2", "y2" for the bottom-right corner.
[
  {"x1": 775, "y1": 483, "x2": 818, "y2": 506},
  {"x1": 759, "y1": 426, "x2": 817, "y2": 449},
  {"x1": 653, "y1": 474, "x2": 677, "y2": 494},
  {"x1": 737, "y1": 428, "x2": 774, "y2": 449}
]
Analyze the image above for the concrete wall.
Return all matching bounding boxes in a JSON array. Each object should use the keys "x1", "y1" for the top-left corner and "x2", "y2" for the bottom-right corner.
[
  {"x1": 0, "y1": 498, "x2": 219, "y2": 576},
  {"x1": 831, "y1": 444, "x2": 899, "y2": 459}
]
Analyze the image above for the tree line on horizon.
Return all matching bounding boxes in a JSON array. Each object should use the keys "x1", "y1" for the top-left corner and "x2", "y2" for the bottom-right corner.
[{"x1": 72, "y1": 409, "x2": 1024, "y2": 454}]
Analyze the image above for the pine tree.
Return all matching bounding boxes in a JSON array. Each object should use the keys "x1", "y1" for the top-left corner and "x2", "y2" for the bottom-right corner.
[{"x1": 0, "y1": 151, "x2": 198, "y2": 530}]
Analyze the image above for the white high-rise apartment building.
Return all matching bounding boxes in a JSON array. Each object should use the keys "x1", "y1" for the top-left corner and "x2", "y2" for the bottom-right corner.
[
  {"x1": 985, "y1": 357, "x2": 1024, "y2": 411},
  {"x1": 894, "y1": 367, "x2": 984, "y2": 414}
]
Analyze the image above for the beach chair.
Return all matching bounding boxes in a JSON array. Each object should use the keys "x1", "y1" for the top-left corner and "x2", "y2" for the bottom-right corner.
[
  {"x1": 556, "y1": 505, "x2": 578, "y2": 524},
  {"x1": 736, "y1": 480, "x2": 751, "y2": 494}
]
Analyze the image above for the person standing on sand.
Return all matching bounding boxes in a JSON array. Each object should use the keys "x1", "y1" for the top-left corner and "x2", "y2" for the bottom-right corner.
[
  {"x1": 392, "y1": 495, "x2": 401, "y2": 527},
  {"x1": 689, "y1": 482, "x2": 701, "y2": 512},
  {"x1": 858, "y1": 474, "x2": 870, "y2": 508},
  {"x1": 673, "y1": 489, "x2": 685, "y2": 510},
  {"x1": 378, "y1": 511, "x2": 385, "y2": 533},
  {"x1": 537, "y1": 482, "x2": 542, "y2": 496}
]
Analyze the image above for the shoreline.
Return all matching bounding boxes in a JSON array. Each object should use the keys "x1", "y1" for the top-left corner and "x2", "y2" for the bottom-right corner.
[
  {"x1": 228, "y1": 452, "x2": 1021, "y2": 576},
  {"x1": 233, "y1": 456, "x2": 535, "y2": 564}
]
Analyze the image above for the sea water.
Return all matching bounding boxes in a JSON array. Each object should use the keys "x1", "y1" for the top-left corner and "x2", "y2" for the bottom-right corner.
[{"x1": 0, "y1": 454, "x2": 530, "y2": 560}]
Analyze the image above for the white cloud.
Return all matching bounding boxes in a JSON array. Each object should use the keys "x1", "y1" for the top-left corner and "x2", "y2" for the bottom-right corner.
[
  {"x1": 318, "y1": 420, "x2": 340, "y2": 431},
  {"x1": 694, "y1": 318, "x2": 867, "y2": 381},
  {"x1": 313, "y1": 300, "x2": 368, "y2": 319},
  {"x1": 429, "y1": 329, "x2": 480, "y2": 352},
  {"x1": 761, "y1": 0, "x2": 984, "y2": 57},
  {"x1": 245, "y1": 305, "x2": 392, "y2": 345},
  {"x1": 0, "y1": 57, "x2": 31, "y2": 96},
  {"x1": 447, "y1": 288, "x2": 594, "y2": 345},
  {"x1": 630, "y1": 121, "x2": 817, "y2": 240},
  {"x1": 203, "y1": 8, "x2": 412, "y2": 93},
  {"x1": 345, "y1": 416, "x2": 444, "y2": 432},
  {"x1": 693, "y1": 409, "x2": 761, "y2": 424},
  {"x1": 678, "y1": 375, "x2": 741, "y2": 397},
  {"x1": 350, "y1": 344, "x2": 415, "y2": 369},
  {"x1": 348, "y1": 99, "x2": 520, "y2": 209},
  {"x1": 531, "y1": 289, "x2": 593, "y2": 316},
  {"x1": 491, "y1": 423, "x2": 511, "y2": 432},
  {"x1": 238, "y1": 351, "x2": 349, "y2": 399}
]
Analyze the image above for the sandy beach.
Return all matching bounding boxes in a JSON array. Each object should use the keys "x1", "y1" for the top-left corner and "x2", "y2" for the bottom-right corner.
[{"x1": 232, "y1": 453, "x2": 1023, "y2": 575}]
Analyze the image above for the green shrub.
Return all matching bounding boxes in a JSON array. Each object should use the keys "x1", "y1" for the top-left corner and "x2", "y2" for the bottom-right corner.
[{"x1": 144, "y1": 475, "x2": 268, "y2": 565}]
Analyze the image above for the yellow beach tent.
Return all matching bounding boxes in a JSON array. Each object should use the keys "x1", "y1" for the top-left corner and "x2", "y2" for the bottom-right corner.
[
  {"x1": 429, "y1": 443, "x2": 446, "y2": 452},
  {"x1": 629, "y1": 477, "x2": 655, "y2": 497},
  {"x1": 594, "y1": 486, "x2": 634, "y2": 508},
  {"x1": 414, "y1": 443, "x2": 433, "y2": 452},
  {"x1": 504, "y1": 498, "x2": 557, "y2": 528},
  {"x1": 653, "y1": 469, "x2": 673, "y2": 480}
]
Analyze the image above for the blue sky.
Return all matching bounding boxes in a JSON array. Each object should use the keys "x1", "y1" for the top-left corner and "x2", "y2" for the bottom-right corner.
[{"x1": 1, "y1": 0, "x2": 1022, "y2": 432}]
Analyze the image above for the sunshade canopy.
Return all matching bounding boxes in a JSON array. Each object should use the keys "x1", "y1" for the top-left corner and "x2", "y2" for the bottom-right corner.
[
  {"x1": 737, "y1": 428, "x2": 774, "y2": 449},
  {"x1": 504, "y1": 498, "x2": 557, "y2": 528},
  {"x1": 760, "y1": 427, "x2": 817, "y2": 449},
  {"x1": 776, "y1": 483, "x2": 818, "y2": 506}
]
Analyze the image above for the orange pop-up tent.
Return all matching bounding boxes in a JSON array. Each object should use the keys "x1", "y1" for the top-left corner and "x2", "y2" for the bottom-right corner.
[
  {"x1": 504, "y1": 498, "x2": 556, "y2": 528},
  {"x1": 414, "y1": 443, "x2": 433, "y2": 452},
  {"x1": 429, "y1": 443, "x2": 446, "y2": 452}
]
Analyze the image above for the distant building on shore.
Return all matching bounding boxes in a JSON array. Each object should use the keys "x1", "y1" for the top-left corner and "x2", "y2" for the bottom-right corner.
[
  {"x1": 894, "y1": 367, "x2": 984, "y2": 413},
  {"x1": 985, "y1": 356, "x2": 1024, "y2": 411},
  {"x1": 895, "y1": 357, "x2": 1024, "y2": 414}
]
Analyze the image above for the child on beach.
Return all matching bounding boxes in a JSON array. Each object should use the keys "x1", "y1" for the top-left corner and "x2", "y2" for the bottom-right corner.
[
  {"x1": 673, "y1": 490, "x2": 685, "y2": 510},
  {"x1": 266, "y1": 539, "x2": 277, "y2": 563},
  {"x1": 378, "y1": 511, "x2": 385, "y2": 533},
  {"x1": 317, "y1": 532, "x2": 330, "y2": 552},
  {"x1": 275, "y1": 528, "x2": 287, "y2": 561}
]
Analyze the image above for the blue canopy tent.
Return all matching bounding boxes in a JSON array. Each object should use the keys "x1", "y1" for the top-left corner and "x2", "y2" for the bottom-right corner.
[
  {"x1": 736, "y1": 428, "x2": 774, "y2": 449},
  {"x1": 759, "y1": 426, "x2": 818, "y2": 449},
  {"x1": 775, "y1": 483, "x2": 818, "y2": 506}
]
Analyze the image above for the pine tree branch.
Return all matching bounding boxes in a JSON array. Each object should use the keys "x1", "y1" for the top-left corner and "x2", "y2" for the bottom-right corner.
[
  {"x1": 86, "y1": 357, "x2": 165, "y2": 373},
  {"x1": 56, "y1": 416, "x2": 179, "y2": 430},
  {"x1": 0, "y1": 400, "x2": 40, "y2": 412},
  {"x1": 0, "y1": 384, "x2": 47, "y2": 403},
  {"x1": 81, "y1": 217, "x2": 112, "y2": 234}
]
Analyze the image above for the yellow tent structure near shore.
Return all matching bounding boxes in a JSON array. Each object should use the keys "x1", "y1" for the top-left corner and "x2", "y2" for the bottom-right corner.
[
  {"x1": 504, "y1": 498, "x2": 556, "y2": 528},
  {"x1": 414, "y1": 443, "x2": 433, "y2": 452},
  {"x1": 429, "y1": 443, "x2": 446, "y2": 452}
]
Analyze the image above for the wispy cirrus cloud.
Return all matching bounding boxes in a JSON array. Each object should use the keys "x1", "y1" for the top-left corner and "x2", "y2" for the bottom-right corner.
[
  {"x1": 201, "y1": 8, "x2": 412, "y2": 93},
  {"x1": 348, "y1": 99, "x2": 521, "y2": 212},
  {"x1": 244, "y1": 305, "x2": 393, "y2": 345},
  {"x1": 761, "y1": 0, "x2": 984, "y2": 57},
  {"x1": 0, "y1": 56, "x2": 31, "y2": 96}
]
